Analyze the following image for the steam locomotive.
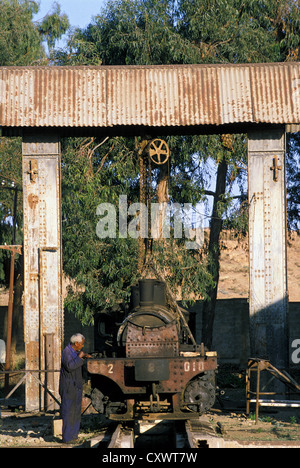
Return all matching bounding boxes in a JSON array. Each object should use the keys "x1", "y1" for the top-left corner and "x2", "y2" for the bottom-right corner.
[{"x1": 87, "y1": 279, "x2": 217, "y2": 420}]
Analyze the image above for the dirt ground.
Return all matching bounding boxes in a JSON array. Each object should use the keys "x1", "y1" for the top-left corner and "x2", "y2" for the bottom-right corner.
[
  {"x1": 209, "y1": 411, "x2": 300, "y2": 446},
  {"x1": 1, "y1": 387, "x2": 300, "y2": 448},
  {"x1": 217, "y1": 230, "x2": 300, "y2": 301},
  {"x1": 0, "y1": 410, "x2": 101, "y2": 448},
  {"x1": 0, "y1": 408, "x2": 299, "y2": 448},
  {"x1": 210, "y1": 391, "x2": 300, "y2": 446}
]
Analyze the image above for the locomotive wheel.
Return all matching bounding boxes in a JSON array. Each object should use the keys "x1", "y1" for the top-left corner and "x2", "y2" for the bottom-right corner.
[
  {"x1": 148, "y1": 139, "x2": 170, "y2": 165},
  {"x1": 184, "y1": 374, "x2": 215, "y2": 414}
]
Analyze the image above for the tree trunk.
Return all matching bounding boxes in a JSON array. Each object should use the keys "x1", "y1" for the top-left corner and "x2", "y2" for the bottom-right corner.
[
  {"x1": 156, "y1": 161, "x2": 169, "y2": 239},
  {"x1": 11, "y1": 257, "x2": 24, "y2": 366},
  {"x1": 201, "y1": 155, "x2": 228, "y2": 349}
]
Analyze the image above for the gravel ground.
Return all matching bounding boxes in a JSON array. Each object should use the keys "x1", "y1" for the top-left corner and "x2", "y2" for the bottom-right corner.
[
  {"x1": 0, "y1": 410, "x2": 104, "y2": 448},
  {"x1": 1, "y1": 405, "x2": 300, "y2": 448}
]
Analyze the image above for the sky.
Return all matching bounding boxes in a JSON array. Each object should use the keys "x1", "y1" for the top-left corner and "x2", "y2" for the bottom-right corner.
[{"x1": 33, "y1": 0, "x2": 106, "y2": 46}]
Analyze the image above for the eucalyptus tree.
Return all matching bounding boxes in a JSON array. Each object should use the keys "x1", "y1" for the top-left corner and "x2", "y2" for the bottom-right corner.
[{"x1": 54, "y1": 0, "x2": 300, "y2": 342}]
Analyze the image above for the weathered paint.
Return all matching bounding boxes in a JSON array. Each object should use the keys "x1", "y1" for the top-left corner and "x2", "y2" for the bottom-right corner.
[
  {"x1": 248, "y1": 127, "x2": 288, "y2": 369},
  {"x1": 0, "y1": 63, "x2": 299, "y2": 129},
  {"x1": 22, "y1": 131, "x2": 62, "y2": 412}
]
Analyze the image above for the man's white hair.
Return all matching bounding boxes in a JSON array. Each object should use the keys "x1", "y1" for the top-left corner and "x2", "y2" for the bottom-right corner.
[{"x1": 70, "y1": 333, "x2": 85, "y2": 344}]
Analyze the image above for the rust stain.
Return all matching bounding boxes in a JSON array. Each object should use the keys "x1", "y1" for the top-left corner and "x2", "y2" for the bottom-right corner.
[
  {"x1": 26, "y1": 341, "x2": 39, "y2": 368},
  {"x1": 28, "y1": 193, "x2": 39, "y2": 210},
  {"x1": 0, "y1": 63, "x2": 299, "y2": 128}
]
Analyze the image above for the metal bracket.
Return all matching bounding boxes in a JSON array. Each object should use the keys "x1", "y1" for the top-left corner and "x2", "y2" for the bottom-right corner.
[
  {"x1": 270, "y1": 155, "x2": 282, "y2": 182},
  {"x1": 27, "y1": 159, "x2": 38, "y2": 182},
  {"x1": 0, "y1": 245, "x2": 22, "y2": 255}
]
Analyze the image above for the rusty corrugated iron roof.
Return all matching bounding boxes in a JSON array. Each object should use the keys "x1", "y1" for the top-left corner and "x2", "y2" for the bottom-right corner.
[{"x1": 0, "y1": 63, "x2": 299, "y2": 128}]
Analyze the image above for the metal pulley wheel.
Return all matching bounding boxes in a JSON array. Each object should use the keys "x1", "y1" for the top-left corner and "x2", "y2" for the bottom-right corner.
[{"x1": 148, "y1": 139, "x2": 170, "y2": 165}]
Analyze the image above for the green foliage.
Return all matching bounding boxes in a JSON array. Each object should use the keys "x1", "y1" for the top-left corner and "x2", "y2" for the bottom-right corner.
[
  {"x1": 151, "y1": 239, "x2": 215, "y2": 307},
  {"x1": 0, "y1": 137, "x2": 23, "y2": 285},
  {"x1": 55, "y1": 0, "x2": 201, "y2": 65},
  {"x1": 0, "y1": 138, "x2": 23, "y2": 190},
  {"x1": 60, "y1": 135, "x2": 217, "y2": 324},
  {"x1": 37, "y1": 1, "x2": 69, "y2": 50},
  {"x1": 0, "y1": 0, "x2": 71, "y2": 65},
  {"x1": 287, "y1": 133, "x2": 300, "y2": 230},
  {"x1": 58, "y1": 0, "x2": 300, "y2": 66},
  {"x1": 178, "y1": 0, "x2": 300, "y2": 62},
  {"x1": 0, "y1": 0, "x2": 44, "y2": 65},
  {"x1": 61, "y1": 137, "x2": 140, "y2": 324},
  {"x1": 60, "y1": 131, "x2": 249, "y2": 324}
]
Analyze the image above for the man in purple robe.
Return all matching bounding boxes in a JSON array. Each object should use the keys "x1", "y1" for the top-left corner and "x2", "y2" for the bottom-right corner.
[{"x1": 59, "y1": 333, "x2": 91, "y2": 443}]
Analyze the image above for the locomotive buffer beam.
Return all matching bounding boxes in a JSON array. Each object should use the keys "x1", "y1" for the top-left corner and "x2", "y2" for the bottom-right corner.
[{"x1": 88, "y1": 352, "x2": 217, "y2": 421}]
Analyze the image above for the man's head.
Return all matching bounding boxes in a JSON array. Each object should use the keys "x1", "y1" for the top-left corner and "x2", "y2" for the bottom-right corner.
[{"x1": 70, "y1": 333, "x2": 85, "y2": 352}]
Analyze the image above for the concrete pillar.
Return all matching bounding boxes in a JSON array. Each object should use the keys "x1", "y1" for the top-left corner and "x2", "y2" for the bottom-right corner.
[
  {"x1": 248, "y1": 126, "x2": 288, "y2": 370},
  {"x1": 22, "y1": 130, "x2": 63, "y2": 412}
]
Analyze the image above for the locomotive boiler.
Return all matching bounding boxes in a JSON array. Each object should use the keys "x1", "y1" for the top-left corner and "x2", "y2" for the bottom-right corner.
[{"x1": 87, "y1": 279, "x2": 217, "y2": 420}]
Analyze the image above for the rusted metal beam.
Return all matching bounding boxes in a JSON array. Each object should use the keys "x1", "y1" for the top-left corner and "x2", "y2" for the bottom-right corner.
[
  {"x1": 44, "y1": 333, "x2": 55, "y2": 411},
  {"x1": 0, "y1": 64, "x2": 299, "y2": 129},
  {"x1": 246, "y1": 358, "x2": 300, "y2": 423}
]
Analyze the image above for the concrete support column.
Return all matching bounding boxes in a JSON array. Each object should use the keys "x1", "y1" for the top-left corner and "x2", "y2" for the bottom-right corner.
[
  {"x1": 248, "y1": 126, "x2": 288, "y2": 370},
  {"x1": 22, "y1": 130, "x2": 63, "y2": 412}
]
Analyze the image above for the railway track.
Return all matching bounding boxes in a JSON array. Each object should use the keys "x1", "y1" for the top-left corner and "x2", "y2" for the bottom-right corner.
[{"x1": 90, "y1": 417, "x2": 223, "y2": 449}]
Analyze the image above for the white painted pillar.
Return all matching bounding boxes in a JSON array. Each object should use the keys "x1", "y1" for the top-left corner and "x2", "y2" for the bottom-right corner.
[
  {"x1": 248, "y1": 127, "x2": 288, "y2": 369},
  {"x1": 22, "y1": 131, "x2": 63, "y2": 411}
]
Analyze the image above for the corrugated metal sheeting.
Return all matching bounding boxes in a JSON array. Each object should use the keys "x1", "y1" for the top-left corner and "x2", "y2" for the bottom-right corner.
[{"x1": 0, "y1": 63, "x2": 299, "y2": 128}]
